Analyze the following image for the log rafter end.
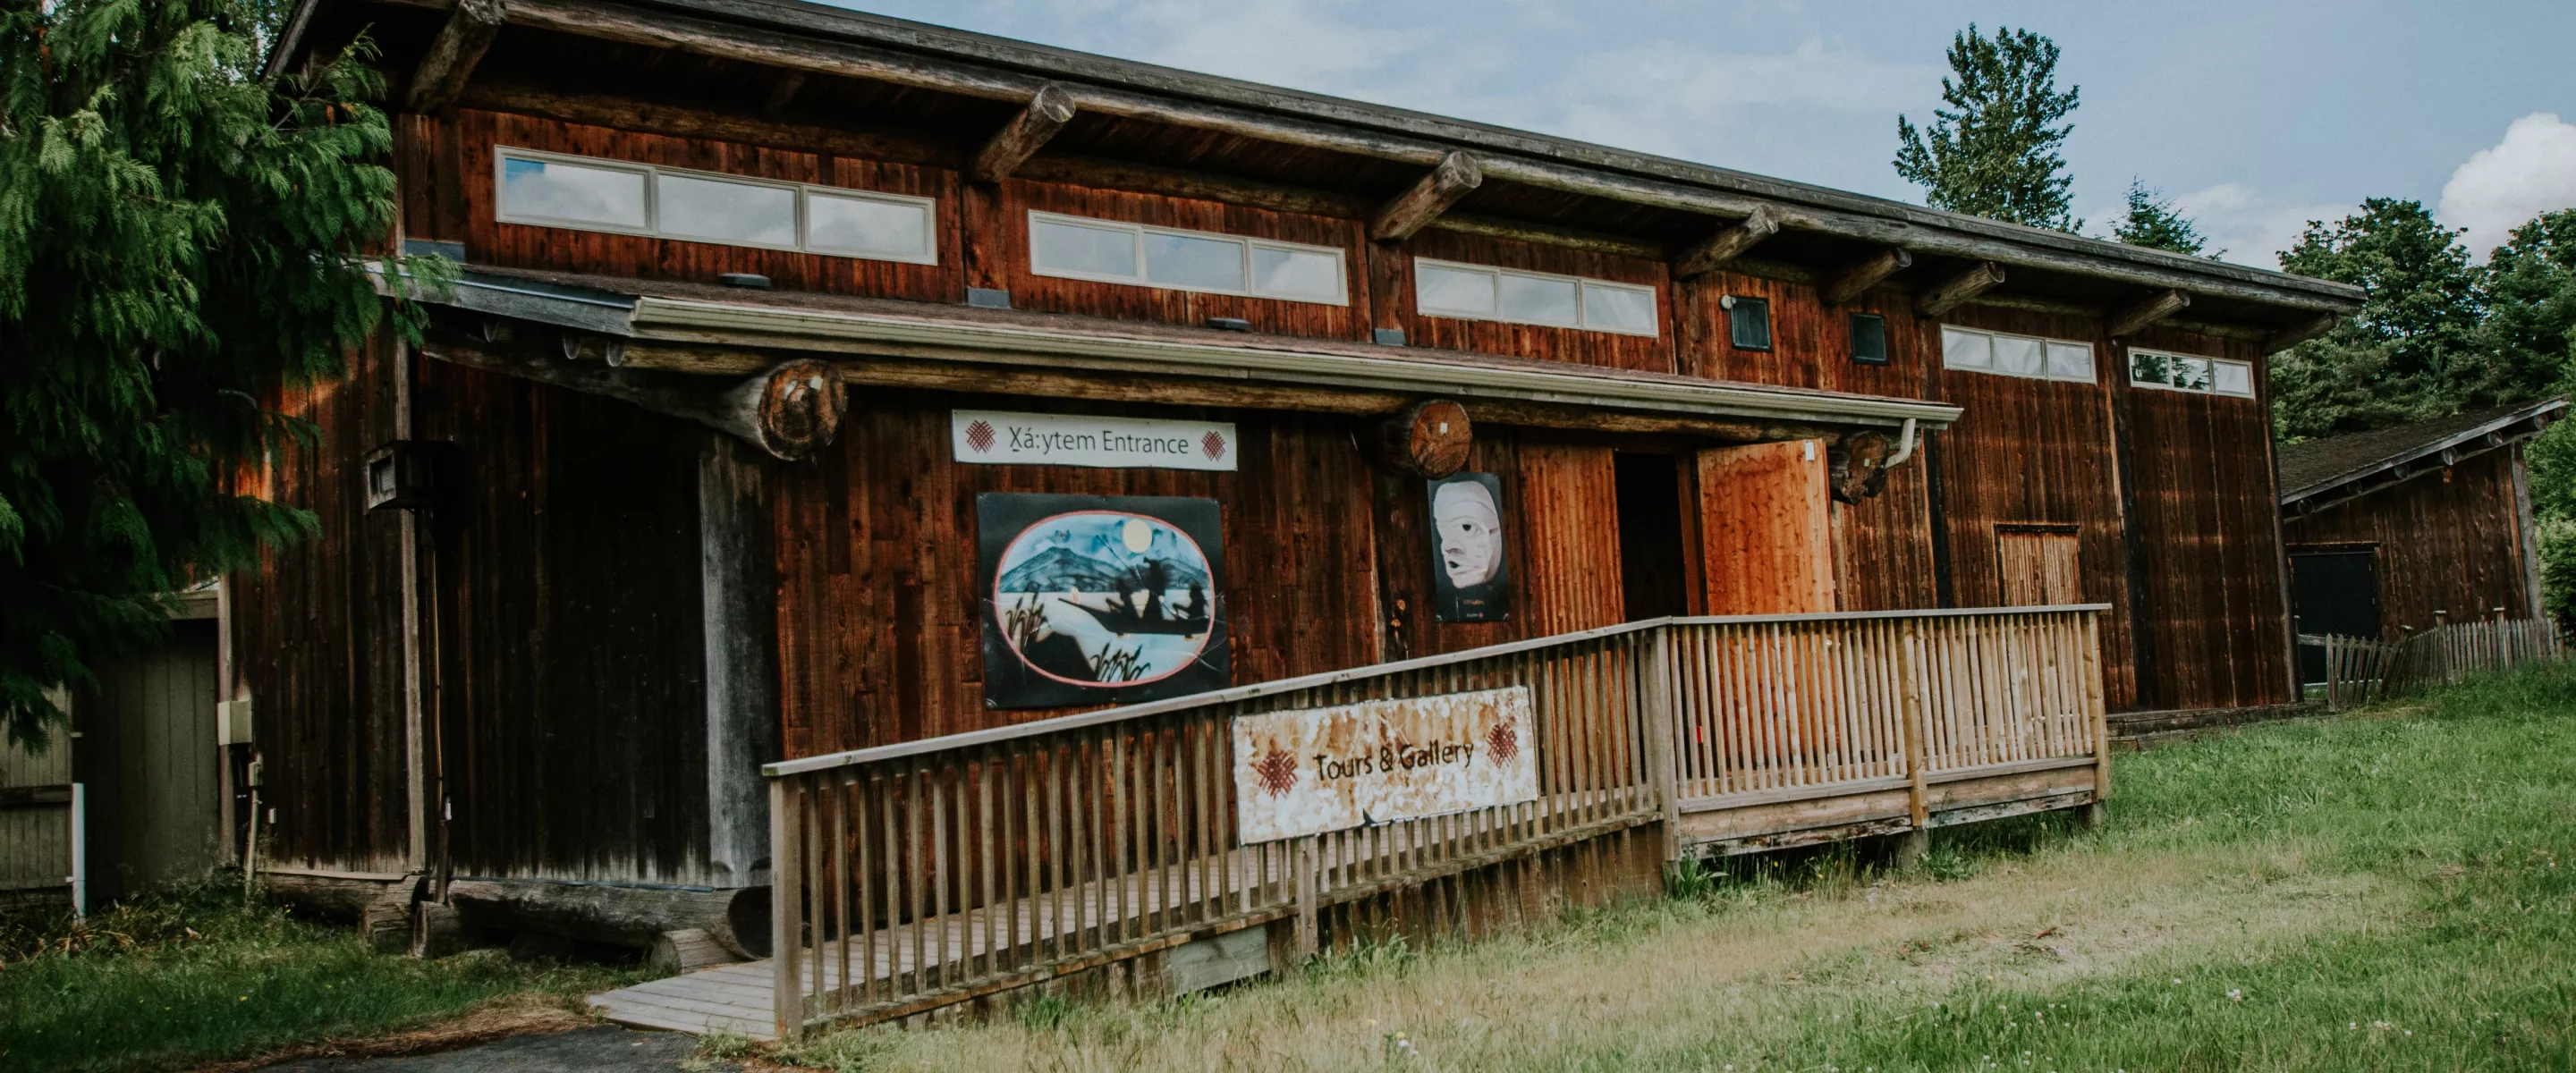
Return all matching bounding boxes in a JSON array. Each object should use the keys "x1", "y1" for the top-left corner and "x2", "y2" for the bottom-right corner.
[{"x1": 1370, "y1": 151, "x2": 1484, "y2": 242}]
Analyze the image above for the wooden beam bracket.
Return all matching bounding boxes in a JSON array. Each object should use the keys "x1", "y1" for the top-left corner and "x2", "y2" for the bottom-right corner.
[
  {"x1": 1370, "y1": 151, "x2": 1484, "y2": 241},
  {"x1": 426, "y1": 327, "x2": 849, "y2": 460},
  {"x1": 2107, "y1": 289, "x2": 2192, "y2": 338},
  {"x1": 2262, "y1": 311, "x2": 2340, "y2": 353},
  {"x1": 1822, "y1": 247, "x2": 1912, "y2": 306},
  {"x1": 404, "y1": 0, "x2": 506, "y2": 114},
  {"x1": 1672, "y1": 205, "x2": 1780, "y2": 280},
  {"x1": 971, "y1": 82, "x2": 1078, "y2": 183},
  {"x1": 1914, "y1": 261, "x2": 2006, "y2": 318}
]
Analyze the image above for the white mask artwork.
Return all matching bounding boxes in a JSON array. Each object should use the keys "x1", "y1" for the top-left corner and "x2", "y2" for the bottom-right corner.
[{"x1": 1432, "y1": 480, "x2": 1503, "y2": 589}]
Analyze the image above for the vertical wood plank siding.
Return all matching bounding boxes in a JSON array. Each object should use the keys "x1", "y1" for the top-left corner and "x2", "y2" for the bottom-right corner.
[
  {"x1": 230, "y1": 334, "x2": 416, "y2": 874},
  {"x1": 2284, "y1": 446, "x2": 2537, "y2": 636}
]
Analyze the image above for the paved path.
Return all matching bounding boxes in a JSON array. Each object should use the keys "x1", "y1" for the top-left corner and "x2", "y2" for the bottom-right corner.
[{"x1": 258, "y1": 1026, "x2": 733, "y2": 1072}]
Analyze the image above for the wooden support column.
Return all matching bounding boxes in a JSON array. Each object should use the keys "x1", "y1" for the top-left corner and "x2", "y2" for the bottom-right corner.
[
  {"x1": 1915, "y1": 261, "x2": 2006, "y2": 317},
  {"x1": 1822, "y1": 248, "x2": 1912, "y2": 306},
  {"x1": 971, "y1": 83, "x2": 1077, "y2": 183},
  {"x1": 403, "y1": 0, "x2": 505, "y2": 113},
  {"x1": 2263, "y1": 311, "x2": 2340, "y2": 352},
  {"x1": 1672, "y1": 206, "x2": 1779, "y2": 280},
  {"x1": 2107, "y1": 289, "x2": 2191, "y2": 338},
  {"x1": 700, "y1": 435, "x2": 779, "y2": 888},
  {"x1": 1640, "y1": 629, "x2": 1682, "y2": 863},
  {"x1": 1369, "y1": 151, "x2": 1482, "y2": 241}
]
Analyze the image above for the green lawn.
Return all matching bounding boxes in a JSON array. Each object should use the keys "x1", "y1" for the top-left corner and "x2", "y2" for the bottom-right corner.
[
  {"x1": 0, "y1": 883, "x2": 648, "y2": 1073},
  {"x1": 753, "y1": 663, "x2": 2576, "y2": 1072}
]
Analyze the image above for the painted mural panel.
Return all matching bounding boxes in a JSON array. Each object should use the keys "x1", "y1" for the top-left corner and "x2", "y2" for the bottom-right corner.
[
  {"x1": 979, "y1": 494, "x2": 1229, "y2": 709},
  {"x1": 1428, "y1": 472, "x2": 1511, "y2": 622}
]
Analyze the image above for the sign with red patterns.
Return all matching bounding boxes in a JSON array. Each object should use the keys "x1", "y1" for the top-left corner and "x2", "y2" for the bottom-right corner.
[
  {"x1": 952, "y1": 410, "x2": 1236, "y2": 470},
  {"x1": 1232, "y1": 687, "x2": 1538, "y2": 843}
]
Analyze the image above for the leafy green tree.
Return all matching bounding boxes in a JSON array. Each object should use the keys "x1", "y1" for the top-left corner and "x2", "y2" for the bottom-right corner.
[
  {"x1": 1, "y1": 0, "x2": 417, "y2": 748},
  {"x1": 2111, "y1": 179, "x2": 2214, "y2": 257},
  {"x1": 1894, "y1": 25, "x2": 2083, "y2": 232},
  {"x1": 2272, "y1": 199, "x2": 2487, "y2": 438}
]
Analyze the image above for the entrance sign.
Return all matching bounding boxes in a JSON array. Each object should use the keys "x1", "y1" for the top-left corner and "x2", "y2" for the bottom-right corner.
[
  {"x1": 953, "y1": 410, "x2": 1237, "y2": 470},
  {"x1": 1232, "y1": 687, "x2": 1538, "y2": 844}
]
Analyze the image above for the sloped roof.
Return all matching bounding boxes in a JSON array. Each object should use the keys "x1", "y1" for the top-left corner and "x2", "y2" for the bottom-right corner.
[{"x1": 2278, "y1": 398, "x2": 2566, "y2": 504}]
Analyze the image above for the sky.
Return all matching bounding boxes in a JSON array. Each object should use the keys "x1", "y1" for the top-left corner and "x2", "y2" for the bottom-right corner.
[{"x1": 826, "y1": 0, "x2": 2576, "y2": 269}]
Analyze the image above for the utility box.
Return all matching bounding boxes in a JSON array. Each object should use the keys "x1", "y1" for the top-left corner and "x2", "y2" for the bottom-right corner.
[
  {"x1": 364, "y1": 441, "x2": 451, "y2": 511},
  {"x1": 216, "y1": 698, "x2": 253, "y2": 746}
]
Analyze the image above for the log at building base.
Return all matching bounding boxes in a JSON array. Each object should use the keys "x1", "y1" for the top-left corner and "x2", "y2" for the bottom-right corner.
[{"x1": 442, "y1": 878, "x2": 771, "y2": 960}]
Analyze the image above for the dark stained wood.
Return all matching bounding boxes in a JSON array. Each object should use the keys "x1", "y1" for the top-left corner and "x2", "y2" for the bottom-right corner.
[
  {"x1": 1001, "y1": 176, "x2": 1369, "y2": 340},
  {"x1": 971, "y1": 83, "x2": 1077, "y2": 183},
  {"x1": 1401, "y1": 229, "x2": 1673, "y2": 372},
  {"x1": 1916, "y1": 261, "x2": 2006, "y2": 317},
  {"x1": 1369, "y1": 151, "x2": 1482, "y2": 241},
  {"x1": 404, "y1": 0, "x2": 504, "y2": 113},
  {"x1": 2284, "y1": 446, "x2": 2537, "y2": 635},
  {"x1": 2107, "y1": 289, "x2": 2191, "y2": 338},
  {"x1": 1672, "y1": 206, "x2": 1779, "y2": 281},
  {"x1": 1371, "y1": 399, "x2": 1473, "y2": 479},
  {"x1": 1821, "y1": 248, "x2": 1911, "y2": 306}
]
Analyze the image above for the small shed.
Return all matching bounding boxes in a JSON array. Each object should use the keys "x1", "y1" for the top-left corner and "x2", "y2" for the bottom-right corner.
[{"x1": 2279, "y1": 398, "x2": 2566, "y2": 681}]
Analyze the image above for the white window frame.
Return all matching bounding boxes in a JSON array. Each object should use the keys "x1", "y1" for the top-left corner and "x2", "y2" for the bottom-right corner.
[
  {"x1": 1023, "y1": 210, "x2": 1350, "y2": 306},
  {"x1": 1413, "y1": 258, "x2": 1661, "y2": 338},
  {"x1": 2128, "y1": 347, "x2": 2258, "y2": 399},
  {"x1": 1940, "y1": 325, "x2": 2097, "y2": 384},
  {"x1": 491, "y1": 147, "x2": 941, "y2": 266}
]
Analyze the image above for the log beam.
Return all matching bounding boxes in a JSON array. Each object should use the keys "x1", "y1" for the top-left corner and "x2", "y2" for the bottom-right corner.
[
  {"x1": 2262, "y1": 312, "x2": 2340, "y2": 353},
  {"x1": 1370, "y1": 151, "x2": 1483, "y2": 241},
  {"x1": 1915, "y1": 261, "x2": 2007, "y2": 318},
  {"x1": 1371, "y1": 398, "x2": 1473, "y2": 478},
  {"x1": 421, "y1": 328, "x2": 849, "y2": 460},
  {"x1": 1822, "y1": 247, "x2": 1913, "y2": 305},
  {"x1": 403, "y1": 0, "x2": 506, "y2": 113},
  {"x1": 2107, "y1": 289, "x2": 2192, "y2": 338},
  {"x1": 444, "y1": 878, "x2": 769, "y2": 958},
  {"x1": 757, "y1": 70, "x2": 808, "y2": 113},
  {"x1": 1673, "y1": 206, "x2": 1780, "y2": 280},
  {"x1": 971, "y1": 82, "x2": 1077, "y2": 183}
]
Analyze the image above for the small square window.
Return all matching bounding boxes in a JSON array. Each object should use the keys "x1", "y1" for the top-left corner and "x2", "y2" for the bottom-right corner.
[
  {"x1": 1030, "y1": 216, "x2": 1140, "y2": 279},
  {"x1": 1943, "y1": 327, "x2": 1993, "y2": 369},
  {"x1": 1582, "y1": 283, "x2": 1659, "y2": 335},
  {"x1": 1849, "y1": 313, "x2": 1888, "y2": 365},
  {"x1": 1993, "y1": 334, "x2": 2044, "y2": 376},
  {"x1": 2045, "y1": 342, "x2": 2094, "y2": 382},
  {"x1": 1417, "y1": 262, "x2": 1497, "y2": 317},
  {"x1": 807, "y1": 191, "x2": 931, "y2": 259},
  {"x1": 2212, "y1": 359, "x2": 2254, "y2": 397},
  {"x1": 1499, "y1": 273, "x2": 1580, "y2": 326},
  {"x1": 1728, "y1": 297, "x2": 1772, "y2": 351},
  {"x1": 1251, "y1": 245, "x2": 1342, "y2": 300}
]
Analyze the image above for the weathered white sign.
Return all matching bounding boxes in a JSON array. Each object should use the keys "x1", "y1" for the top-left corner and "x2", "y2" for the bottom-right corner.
[
  {"x1": 1232, "y1": 687, "x2": 1538, "y2": 844},
  {"x1": 952, "y1": 410, "x2": 1237, "y2": 470}
]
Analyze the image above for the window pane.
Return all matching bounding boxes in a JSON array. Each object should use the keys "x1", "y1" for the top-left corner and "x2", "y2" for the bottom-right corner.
[
  {"x1": 1416, "y1": 263, "x2": 1496, "y2": 317},
  {"x1": 808, "y1": 192, "x2": 927, "y2": 257},
  {"x1": 1850, "y1": 313, "x2": 1888, "y2": 365},
  {"x1": 2129, "y1": 351, "x2": 2171, "y2": 385},
  {"x1": 1942, "y1": 327, "x2": 1992, "y2": 368},
  {"x1": 2212, "y1": 359, "x2": 2254, "y2": 396},
  {"x1": 1730, "y1": 298, "x2": 1773, "y2": 350},
  {"x1": 2046, "y1": 342, "x2": 2094, "y2": 382},
  {"x1": 1143, "y1": 231, "x2": 1246, "y2": 291},
  {"x1": 656, "y1": 173, "x2": 797, "y2": 247},
  {"x1": 1581, "y1": 283, "x2": 1657, "y2": 334},
  {"x1": 1030, "y1": 217, "x2": 1139, "y2": 278},
  {"x1": 1498, "y1": 274, "x2": 1580, "y2": 325},
  {"x1": 1993, "y1": 335, "x2": 2044, "y2": 376},
  {"x1": 500, "y1": 156, "x2": 646, "y2": 229},
  {"x1": 1251, "y1": 246, "x2": 1342, "y2": 300},
  {"x1": 2174, "y1": 356, "x2": 2214, "y2": 391}
]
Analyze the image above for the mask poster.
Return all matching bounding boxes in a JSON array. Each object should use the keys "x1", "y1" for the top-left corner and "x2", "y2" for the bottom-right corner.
[
  {"x1": 979, "y1": 494, "x2": 1229, "y2": 709},
  {"x1": 1427, "y1": 472, "x2": 1510, "y2": 622}
]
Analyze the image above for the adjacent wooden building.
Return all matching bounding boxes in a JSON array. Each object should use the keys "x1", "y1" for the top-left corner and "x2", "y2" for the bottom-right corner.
[
  {"x1": 2279, "y1": 399, "x2": 2564, "y2": 682},
  {"x1": 236, "y1": 0, "x2": 2362, "y2": 948}
]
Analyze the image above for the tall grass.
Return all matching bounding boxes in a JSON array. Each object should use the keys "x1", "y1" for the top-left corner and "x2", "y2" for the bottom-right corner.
[
  {"x1": 0, "y1": 883, "x2": 648, "y2": 1073},
  {"x1": 760, "y1": 662, "x2": 2576, "y2": 1072}
]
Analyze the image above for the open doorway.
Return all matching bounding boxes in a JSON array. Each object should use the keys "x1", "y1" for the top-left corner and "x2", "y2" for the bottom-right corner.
[{"x1": 1614, "y1": 452, "x2": 1688, "y2": 621}]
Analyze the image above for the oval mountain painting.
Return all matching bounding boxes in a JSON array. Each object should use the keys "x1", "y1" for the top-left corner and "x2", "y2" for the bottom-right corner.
[{"x1": 979, "y1": 494, "x2": 1228, "y2": 709}]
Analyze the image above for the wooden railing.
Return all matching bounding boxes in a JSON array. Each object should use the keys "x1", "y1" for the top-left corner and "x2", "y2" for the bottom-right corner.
[
  {"x1": 2306, "y1": 616, "x2": 2566, "y2": 710},
  {"x1": 763, "y1": 605, "x2": 2107, "y2": 1037}
]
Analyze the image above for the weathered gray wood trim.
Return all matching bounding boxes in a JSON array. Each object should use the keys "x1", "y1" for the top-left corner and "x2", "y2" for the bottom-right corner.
[{"x1": 699, "y1": 437, "x2": 779, "y2": 889}]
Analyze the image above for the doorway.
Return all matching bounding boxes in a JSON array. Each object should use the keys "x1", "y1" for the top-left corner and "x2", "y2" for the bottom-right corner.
[
  {"x1": 1614, "y1": 452, "x2": 1688, "y2": 621},
  {"x1": 2289, "y1": 548, "x2": 2381, "y2": 685}
]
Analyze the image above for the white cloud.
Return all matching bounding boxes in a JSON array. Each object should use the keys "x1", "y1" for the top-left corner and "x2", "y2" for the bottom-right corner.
[
  {"x1": 2166, "y1": 182, "x2": 2349, "y2": 270},
  {"x1": 2439, "y1": 113, "x2": 2576, "y2": 259},
  {"x1": 1537, "y1": 38, "x2": 1931, "y2": 163}
]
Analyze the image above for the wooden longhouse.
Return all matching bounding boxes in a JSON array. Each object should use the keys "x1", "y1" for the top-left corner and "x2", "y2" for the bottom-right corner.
[
  {"x1": 235, "y1": 0, "x2": 2366, "y2": 1032},
  {"x1": 2279, "y1": 399, "x2": 2565, "y2": 682}
]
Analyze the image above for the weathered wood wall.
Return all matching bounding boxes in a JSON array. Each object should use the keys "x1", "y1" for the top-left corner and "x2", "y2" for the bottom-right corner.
[
  {"x1": 72, "y1": 621, "x2": 225, "y2": 902},
  {"x1": 2284, "y1": 445, "x2": 2537, "y2": 636}
]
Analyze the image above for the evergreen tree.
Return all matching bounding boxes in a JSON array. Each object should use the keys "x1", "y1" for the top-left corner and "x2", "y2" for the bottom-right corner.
[
  {"x1": 2271, "y1": 199, "x2": 2486, "y2": 438},
  {"x1": 1, "y1": 0, "x2": 421, "y2": 748},
  {"x1": 2477, "y1": 209, "x2": 2576, "y2": 408},
  {"x1": 2111, "y1": 179, "x2": 2213, "y2": 257},
  {"x1": 1894, "y1": 25, "x2": 2083, "y2": 232}
]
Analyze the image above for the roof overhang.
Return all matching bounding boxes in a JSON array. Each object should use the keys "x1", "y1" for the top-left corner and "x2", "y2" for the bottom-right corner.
[{"x1": 2281, "y1": 398, "x2": 2566, "y2": 514}]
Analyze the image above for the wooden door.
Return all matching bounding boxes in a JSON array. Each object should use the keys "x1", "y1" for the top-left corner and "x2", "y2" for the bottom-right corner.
[
  {"x1": 1696, "y1": 440, "x2": 1835, "y2": 615},
  {"x1": 1996, "y1": 527, "x2": 2081, "y2": 606}
]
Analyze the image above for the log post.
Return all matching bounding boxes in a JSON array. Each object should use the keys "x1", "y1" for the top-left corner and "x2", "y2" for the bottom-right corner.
[
  {"x1": 972, "y1": 82, "x2": 1078, "y2": 183},
  {"x1": 1369, "y1": 398, "x2": 1473, "y2": 478},
  {"x1": 1672, "y1": 206, "x2": 1779, "y2": 280},
  {"x1": 424, "y1": 329, "x2": 851, "y2": 461},
  {"x1": 1369, "y1": 151, "x2": 1482, "y2": 241},
  {"x1": 1915, "y1": 261, "x2": 2006, "y2": 317},
  {"x1": 1822, "y1": 247, "x2": 1912, "y2": 305},
  {"x1": 404, "y1": 0, "x2": 505, "y2": 113},
  {"x1": 2107, "y1": 289, "x2": 2191, "y2": 338}
]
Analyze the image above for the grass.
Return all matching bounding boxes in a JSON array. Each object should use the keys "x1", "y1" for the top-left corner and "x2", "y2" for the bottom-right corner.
[
  {"x1": 0, "y1": 882, "x2": 651, "y2": 1073},
  {"x1": 747, "y1": 662, "x2": 2576, "y2": 1072}
]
